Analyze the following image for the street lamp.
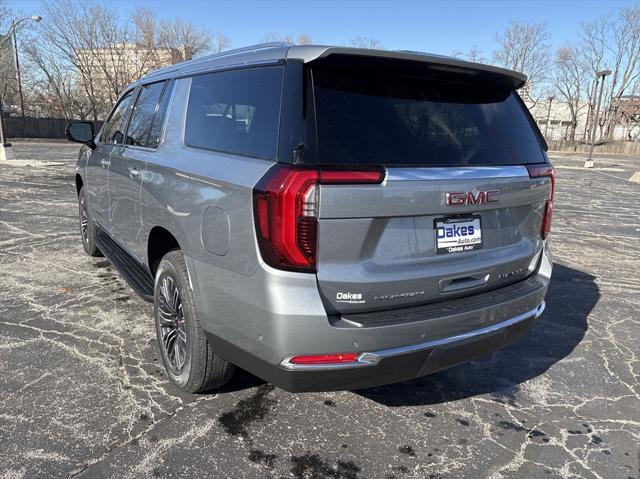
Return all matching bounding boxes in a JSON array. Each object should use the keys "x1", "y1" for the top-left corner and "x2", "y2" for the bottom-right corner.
[
  {"x1": 14, "y1": 16, "x2": 42, "y2": 136},
  {"x1": 0, "y1": 15, "x2": 42, "y2": 161},
  {"x1": 544, "y1": 96, "x2": 554, "y2": 140},
  {"x1": 584, "y1": 69, "x2": 612, "y2": 168}
]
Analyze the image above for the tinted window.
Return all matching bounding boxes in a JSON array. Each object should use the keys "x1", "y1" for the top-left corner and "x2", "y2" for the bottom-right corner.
[
  {"x1": 101, "y1": 90, "x2": 134, "y2": 144},
  {"x1": 311, "y1": 68, "x2": 545, "y2": 166},
  {"x1": 148, "y1": 81, "x2": 174, "y2": 148},
  {"x1": 126, "y1": 81, "x2": 166, "y2": 147},
  {"x1": 185, "y1": 67, "x2": 283, "y2": 159}
]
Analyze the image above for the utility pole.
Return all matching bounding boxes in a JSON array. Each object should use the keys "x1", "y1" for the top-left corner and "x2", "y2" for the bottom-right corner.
[
  {"x1": 582, "y1": 79, "x2": 597, "y2": 143},
  {"x1": 544, "y1": 96, "x2": 554, "y2": 140},
  {"x1": 12, "y1": 19, "x2": 25, "y2": 137},
  {"x1": 585, "y1": 70, "x2": 612, "y2": 169}
]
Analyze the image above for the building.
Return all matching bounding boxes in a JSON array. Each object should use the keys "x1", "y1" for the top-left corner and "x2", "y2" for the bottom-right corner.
[
  {"x1": 75, "y1": 43, "x2": 188, "y2": 93},
  {"x1": 525, "y1": 97, "x2": 591, "y2": 142}
]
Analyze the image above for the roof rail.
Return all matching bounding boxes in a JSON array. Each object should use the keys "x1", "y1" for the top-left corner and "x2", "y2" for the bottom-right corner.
[{"x1": 142, "y1": 42, "x2": 293, "y2": 79}]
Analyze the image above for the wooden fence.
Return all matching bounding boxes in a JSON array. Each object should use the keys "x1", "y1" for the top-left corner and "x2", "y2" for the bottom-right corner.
[
  {"x1": 548, "y1": 139, "x2": 640, "y2": 157},
  {"x1": 3, "y1": 116, "x2": 103, "y2": 140}
]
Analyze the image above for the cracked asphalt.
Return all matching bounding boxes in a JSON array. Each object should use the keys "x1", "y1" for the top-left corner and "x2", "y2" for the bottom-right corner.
[{"x1": 1, "y1": 141, "x2": 638, "y2": 479}]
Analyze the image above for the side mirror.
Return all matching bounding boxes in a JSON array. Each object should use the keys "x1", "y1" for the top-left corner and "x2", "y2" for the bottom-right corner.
[{"x1": 65, "y1": 121, "x2": 96, "y2": 149}]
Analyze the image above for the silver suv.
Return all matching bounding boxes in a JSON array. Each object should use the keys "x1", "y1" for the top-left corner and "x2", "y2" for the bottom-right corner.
[{"x1": 66, "y1": 43, "x2": 553, "y2": 393}]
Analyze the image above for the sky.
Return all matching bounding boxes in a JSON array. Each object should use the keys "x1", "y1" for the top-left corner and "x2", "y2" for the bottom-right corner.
[{"x1": 6, "y1": 0, "x2": 639, "y2": 59}]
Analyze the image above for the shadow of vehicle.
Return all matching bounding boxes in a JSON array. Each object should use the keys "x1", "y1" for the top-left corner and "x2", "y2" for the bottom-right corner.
[
  {"x1": 216, "y1": 368, "x2": 266, "y2": 394},
  {"x1": 355, "y1": 263, "x2": 597, "y2": 407}
]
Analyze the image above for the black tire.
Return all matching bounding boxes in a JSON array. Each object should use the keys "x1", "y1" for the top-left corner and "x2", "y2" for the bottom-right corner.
[
  {"x1": 78, "y1": 186, "x2": 102, "y2": 257},
  {"x1": 154, "y1": 250, "x2": 234, "y2": 393}
]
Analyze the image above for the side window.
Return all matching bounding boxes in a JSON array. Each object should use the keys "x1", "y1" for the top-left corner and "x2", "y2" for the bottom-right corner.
[
  {"x1": 101, "y1": 90, "x2": 135, "y2": 144},
  {"x1": 185, "y1": 66, "x2": 283, "y2": 159},
  {"x1": 126, "y1": 81, "x2": 167, "y2": 148},
  {"x1": 147, "y1": 81, "x2": 174, "y2": 149}
]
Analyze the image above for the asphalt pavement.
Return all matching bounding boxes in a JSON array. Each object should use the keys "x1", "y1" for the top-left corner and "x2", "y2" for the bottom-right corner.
[{"x1": 0, "y1": 141, "x2": 638, "y2": 478}]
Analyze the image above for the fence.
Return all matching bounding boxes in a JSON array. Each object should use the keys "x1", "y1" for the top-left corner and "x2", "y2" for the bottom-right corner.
[
  {"x1": 3, "y1": 116, "x2": 103, "y2": 140},
  {"x1": 547, "y1": 140, "x2": 640, "y2": 156}
]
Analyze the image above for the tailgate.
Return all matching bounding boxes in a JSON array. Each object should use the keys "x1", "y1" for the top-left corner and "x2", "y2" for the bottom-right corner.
[{"x1": 316, "y1": 166, "x2": 549, "y2": 314}]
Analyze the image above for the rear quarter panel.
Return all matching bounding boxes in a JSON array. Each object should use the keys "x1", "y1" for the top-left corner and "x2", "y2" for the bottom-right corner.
[{"x1": 139, "y1": 77, "x2": 273, "y2": 275}]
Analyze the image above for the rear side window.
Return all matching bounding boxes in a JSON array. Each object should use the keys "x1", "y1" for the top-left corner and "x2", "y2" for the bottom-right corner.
[
  {"x1": 147, "y1": 81, "x2": 174, "y2": 148},
  {"x1": 101, "y1": 90, "x2": 135, "y2": 144},
  {"x1": 126, "y1": 81, "x2": 167, "y2": 148},
  {"x1": 185, "y1": 67, "x2": 283, "y2": 159},
  {"x1": 310, "y1": 67, "x2": 545, "y2": 166}
]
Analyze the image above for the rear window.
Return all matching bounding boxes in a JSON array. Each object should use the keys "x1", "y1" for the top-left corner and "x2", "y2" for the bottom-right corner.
[
  {"x1": 185, "y1": 67, "x2": 283, "y2": 159},
  {"x1": 310, "y1": 67, "x2": 545, "y2": 166}
]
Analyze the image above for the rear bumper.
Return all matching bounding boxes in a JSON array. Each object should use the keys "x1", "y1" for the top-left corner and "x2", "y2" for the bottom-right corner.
[
  {"x1": 206, "y1": 302, "x2": 544, "y2": 392},
  {"x1": 194, "y1": 244, "x2": 552, "y2": 393}
]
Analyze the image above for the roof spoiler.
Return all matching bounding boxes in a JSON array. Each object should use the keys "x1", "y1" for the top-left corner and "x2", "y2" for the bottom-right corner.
[{"x1": 287, "y1": 46, "x2": 527, "y2": 90}]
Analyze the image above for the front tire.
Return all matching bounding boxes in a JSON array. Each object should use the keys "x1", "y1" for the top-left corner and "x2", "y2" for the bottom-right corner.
[
  {"x1": 78, "y1": 186, "x2": 102, "y2": 257},
  {"x1": 154, "y1": 250, "x2": 234, "y2": 393}
]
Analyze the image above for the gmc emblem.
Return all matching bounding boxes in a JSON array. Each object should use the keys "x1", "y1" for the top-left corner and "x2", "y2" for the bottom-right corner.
[{"x1": 446, "y1": 190, "x2": 499, "y2": 206}]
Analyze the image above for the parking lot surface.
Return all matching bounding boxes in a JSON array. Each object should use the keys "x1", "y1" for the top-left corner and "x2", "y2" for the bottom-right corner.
[{"x1": 1, "y1": 141, "x2": 638, "y2": 479}]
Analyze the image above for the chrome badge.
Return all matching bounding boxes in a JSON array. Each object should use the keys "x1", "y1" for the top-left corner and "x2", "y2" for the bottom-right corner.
[{"x1": 446, "y1": 191, "x2": 499, "y2": 206}]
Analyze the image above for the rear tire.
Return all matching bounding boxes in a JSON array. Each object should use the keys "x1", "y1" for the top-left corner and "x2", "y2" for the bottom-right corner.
[
  {"x1": 154, "y1": 250, "x2": 234, "y2": 393},
  {"x1": 78, "y1": 186, "x2": 102, "y2": 257}
]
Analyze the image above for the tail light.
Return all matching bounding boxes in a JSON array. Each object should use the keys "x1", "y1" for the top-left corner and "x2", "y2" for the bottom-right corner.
[
  {"x1": 253, "y1": 165, "x2": 384, "y2": 272},
  {"x1": 527, "y1": 165, "x2": 554, "y2": 240}
]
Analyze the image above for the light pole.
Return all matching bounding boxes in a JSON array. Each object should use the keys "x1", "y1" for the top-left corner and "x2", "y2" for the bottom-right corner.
[
  {"x1": 582, "y1": 79, "x2": 597, "y2": 143},
  {"x1": 584, "y1": 69, "x2": 612, "y2": 168},
  {"x1": 544, "y1": 96, "x2": 554, "y2": 140},
  {"x1": 13, "y1": 16, "x2": 42, "y2": 137},
  {"x1": 0, "y1": 15, "x2": 41, "y2": 161}
]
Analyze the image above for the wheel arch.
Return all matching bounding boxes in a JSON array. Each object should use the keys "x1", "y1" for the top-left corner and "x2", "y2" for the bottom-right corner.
[
  {"x1": 75, "y1": 173, "x2": 84, "y2": 196},
  {"x1": 147, "y1": 226, "x2": 182, "y2": 277}
]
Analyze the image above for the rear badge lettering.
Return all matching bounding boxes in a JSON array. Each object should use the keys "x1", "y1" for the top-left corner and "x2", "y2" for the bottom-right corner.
[
  {"x1": 498, "y1": 268, "x2": 525, "y2": 280},
  {"x1": 374, "y1": 291, "x2": 425, "y2": 301},
  {"x1": 336, "y1": 292, "x2": 365, "y2": 304},
  {"x1": 446, "y1": 190, "x2": 499, "y2": 206}
]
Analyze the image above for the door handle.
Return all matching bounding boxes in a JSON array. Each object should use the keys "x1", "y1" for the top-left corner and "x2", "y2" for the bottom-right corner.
[
  {"x1": 128, "y1": 167, "x2": 141, "y2": 179},
  {"x1": 100, "y1": 159, "x2": 110, "y2": 168}
]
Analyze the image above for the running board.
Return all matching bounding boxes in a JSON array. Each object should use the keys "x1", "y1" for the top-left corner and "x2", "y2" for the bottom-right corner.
[{"x1": 95, "y1": 229, "x2": 154, "y2": 302}]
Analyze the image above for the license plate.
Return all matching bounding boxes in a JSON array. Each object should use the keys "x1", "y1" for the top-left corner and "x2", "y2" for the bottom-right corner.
[{"x1": 434, "y1": 216, "x2": 482, "y2": 254}]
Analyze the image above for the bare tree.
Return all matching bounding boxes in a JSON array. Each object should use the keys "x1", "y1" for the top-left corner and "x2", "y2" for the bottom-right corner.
[
  {"x1": 22, "y1": 37, "x2": 93, "y2": 118},
  {"x1": 451, "y1": 46, "x2": 485, "y2": 63},
  {"x1": 0, "y1": 0, "x2": 9, "y2": 29},
  {"x1": 551, "y1": 43, "x2": 590, "y2": 141},
  {"x1": 213, "y1": 31, "x2": 231, "y2": 53},
  {"x1": 580, "y1": 5, "x2": 640, "y2": 140},
  {"x1": 22, "y1": 0, "x2": 221, "y2": 119},
  {"x1": 581, "y1": 7, "x2": 640, "y2": 140},
  {"x1": 158, "y1": 19, "x2": 211, "y2": 61},
  {"x1": 0, "y1": 0, "x2": 15, "y2": 109},
  {"x1": 494, "y1": 21, "x2": 551, "y2": 103},
  {"x1": 263, "y1": 33, "x2": 313, "y2": 45},
  {"x1": 349, "y1": 36, "x2": 383, "y2": 49}
]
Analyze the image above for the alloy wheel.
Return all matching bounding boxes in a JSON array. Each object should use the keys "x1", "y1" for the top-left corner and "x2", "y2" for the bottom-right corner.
[
  {"x1": 158, "y1": 276, "x2": 188, "y2": 373},
  {"x1": 80, "y1": 196, "x2": 89, "y2": 244}
]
